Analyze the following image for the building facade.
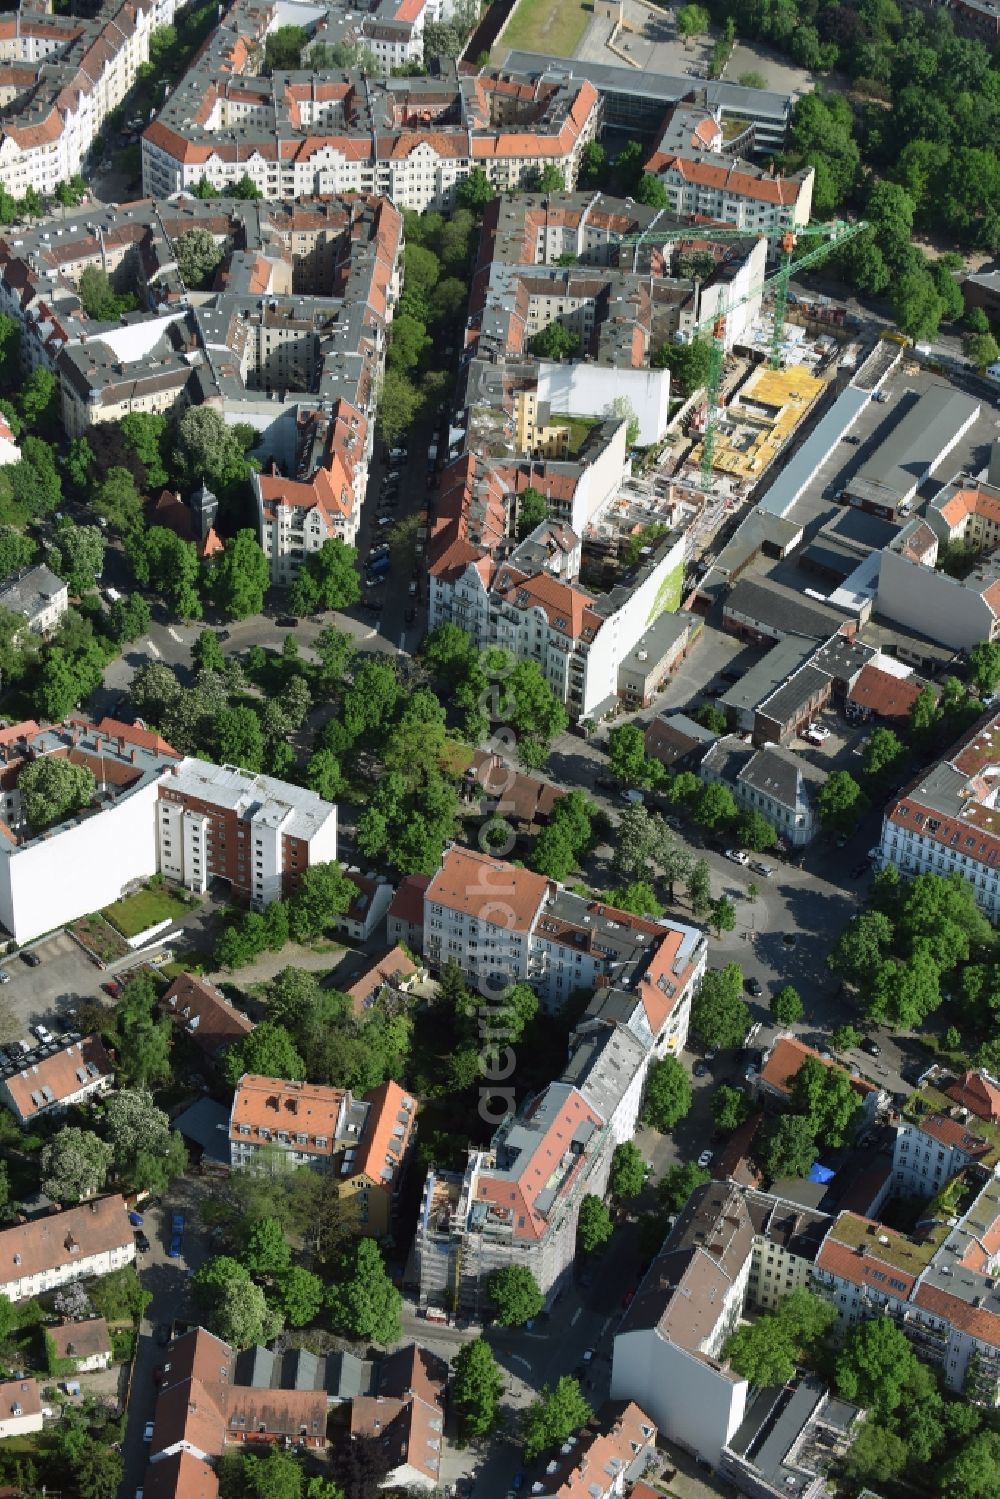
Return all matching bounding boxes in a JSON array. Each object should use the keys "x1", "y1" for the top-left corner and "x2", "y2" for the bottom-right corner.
[{"x1": 0, "y1": 1196, "x2": 135, "y2": 1302}]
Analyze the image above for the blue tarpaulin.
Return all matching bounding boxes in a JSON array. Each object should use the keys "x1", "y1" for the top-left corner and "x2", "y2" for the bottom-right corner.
[{"x1": 809, "y1": 1162, "x2": 836, "y2": 1183}]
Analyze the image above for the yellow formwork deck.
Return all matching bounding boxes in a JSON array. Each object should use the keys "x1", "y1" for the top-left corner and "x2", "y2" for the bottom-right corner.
[{"x1": 689, "y1": 363, "x2": 826, "y2": 479}]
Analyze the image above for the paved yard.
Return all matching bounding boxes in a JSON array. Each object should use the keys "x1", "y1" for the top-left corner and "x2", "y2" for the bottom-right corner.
[
  {"x1": 575, "y1": 1, "x2": 716, "y2": 76},
  {"x1": 0, "y1": 931, "x2": 109, "y2": 1044},
  {"x1": 723, "y1": 39, "x2": 815, "y2": 99}
]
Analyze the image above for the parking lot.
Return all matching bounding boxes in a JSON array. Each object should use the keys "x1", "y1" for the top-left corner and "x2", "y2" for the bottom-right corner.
[{"x1": 0, "y1": 931, "x2": 111, "y2": 1045}]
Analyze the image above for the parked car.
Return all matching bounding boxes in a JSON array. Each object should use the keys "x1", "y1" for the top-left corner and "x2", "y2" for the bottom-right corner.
[
  {"x1": 135, "y1": 1231, "x2": 150, "y2": 1253},
  {"x1": 621, "y1": 789, "x2": 644, "y2": 805},
  {"x1": 697, "y1": 1151, "x2": 713, "y2": 1169},
  {"x1": 405, "y1": 607, "x2": 416, "y2": 624},
  {"x1": 32, "y1": 1024, "x2": 53, "y2": 1044},
  {"x1": 725, "y1": 849, "x2": 749, "y2": 866},
  {"x1": 749, "y1": 861, "x2": 774, "y2": 878},
  {"x1": 155, "y1": 1323, "x2": 172, "y2": 1346},
  {"x1": 128, "y1": 1210, "x2": 143, "y2": 1227},
  {"x1": 276, "y1": 614, "x2": 298, "y2": 628},
  {"x1": 746, "y1": 977, "x2": 763, "y2": 997},
  {"x1": 0, "y1": 971, "x2": 9, "y2": 985},
  {"x1": 101, "y1": 980, "x2": 122, "y2": 998},
  {"x1": 143, "y1": 1422, "x2": 155, "y2": 1442},
  {"x1": 861, "y1": 1037, "x2": 881, "y2": 1057},
  {"x1": 19, "y1": 950, "x2": 39, "y2": 968},
  {"x1": 168, "y1": 1213, "x2": 184, "y2": 1258},
  {"x1": 693, "y1": 1060, "x2": 708, "y2": 1078},
  {"x1": 850, "y1": 860, "x2": 870, "y2": 879}
]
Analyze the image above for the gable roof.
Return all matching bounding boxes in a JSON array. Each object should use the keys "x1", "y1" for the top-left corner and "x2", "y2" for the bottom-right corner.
[
  {"x1": 160, "y1": 973, "x2": 254, "y2": 1058},
  {"x1": 0, "y1": 1196, "x2": 132, "y2": 1285},
  {"x1": 2, "y1": 1034, "x2": 112, "y2": 1121}
]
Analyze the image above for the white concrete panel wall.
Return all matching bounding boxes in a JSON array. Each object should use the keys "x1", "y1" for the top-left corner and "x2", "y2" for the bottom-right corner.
[
  {"x1": 611, "y1": 1331, "x2": 748, "y2": 1467},
  {"x1": 537, "y1": 363, "x2": 671, "y2": 445},
  {"x1": 877, "y1": 549, "x2": 994, "y2": 651},
  {"x1": 0, "y1": 780, "x2": 161, "y2": 944},
  {"x1": 308, "y1": 807, "x2": 339, "y2": 868},
  {"x1": 570, "y1": 419, "x2": 628, "y2": 532}
]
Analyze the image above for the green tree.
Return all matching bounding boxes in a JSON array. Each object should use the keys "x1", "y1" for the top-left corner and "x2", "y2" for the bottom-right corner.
[
  {"x1": 651, "y1": 337, "x2": 713, "y2": 394},
  {"x1": 965, "y1": 332, "x2": 1000, "y2": 372},
  {"x1": 940, "y1": 1432, "x2": 1000, "y2": 1499},
  {"x1": 610, "y1": 881, "x2": 663, "y2": 918},
  {"x1": 487, "y1": 1264, "x2": 543, "y2": 1327},
  {"x1": 451, "y1": 1338, "x2": 504, "y2": 1439},
  {"x1": 174, "y1": 227, "x2": 226, "y2": 289},
  {"x1": 862, "y1": 725, "x2": 908, "y2": 782},
  {"x1": 241, "y1": 1216, "x2": 292, "y2": 1277},
  {"x1": 737, "y1": 810, "x2": 778, "y2": 851},
  {"x1": 710, "y1": 895, "x2": 736, "y2": 938},
  {"x1": 843, "y1": 1422, "x2": 909, "y2": 1488},
  {"x1": 193, "y1": 628, "x2": 226, "y2": 675},
  {"x1": 326, "y1": 1238, "x2": 402, "y2": 1345},
  {"x1": 121, "y1": 411, "x2": 168, "y2": 489},
  {"x1": 51, "y1": 524, "x2": 104, "y2": 595},
  {"x1": 691, "y1": 963, "x2": 749, "y2": 1050},
  {"x1": 193, "y1": 1257, "x2": 282, "y2": 1347},
  {"x1": 609, "y1": 1141, "x2": 647, "y2": 1201},
  {"x1": 528, "y1": 322, "x2": 581, "y2": 361},
  {"x1": 113, "y1": 971, "x2": 173, "y2": 1088},
  {"x1": 832, "y1": 1023, "x2": 861, "y2": 1051},
  {"x1": 817, "y1": 770, "x2": 868, "y2": 832},
  {"x1": 223, "y1": 1022, "x2": 304, "y2": 1084},
  {"x1": 241, "y1": 1447, "x2": 304, "y2": 1499},
  {"x1": 95, "y1": 465, "x2": 144, "y2": 535},
  {"x1": 695, "y1": 781, "x2": 739, "y2": 830},
  {"x1": 969, "y1": 639, "x2": 1000, "y2": 695},
  {"x1": 518, "y1": 484, "x2": 550, "y2": 538},
  {"x1": 107, "y1": 593, "x2": 151, "y2": 643},
  {"x1": 761, "y1": 1114, "x2": 817, "y2": 1180},
  {"x1": 638, "y1": 1056, "x2": 691, "y2": 1137},
  {"x1": 131, "y1": 526, "x2": 202, "y2": 619},
  {"x1": 792, "y1": 1055, "x2": 861, "y2": 1147},
  {"x1": 635, "y1": 173, "x2": 668, "y2": 208},
  {"x1": 215, "y1": 529, "x2": 269, "y2": 618},
  {"x1": 275, "y1": 1265, "x2": 325, "y2": 1328},
  {"x1": 696, "y1": 702, "x2": 728, "y2": 735},
  {"x1": 827, "y1": 909, "x2": 894, "y2": 983},
  {"x1": 658, "y1": 1160, "x2": 711, "y2": 1212},
  {"x1": 456, "y1": 167, "x2": 494, "y2": 212},
  {"x1": 523, "y1": 1377, "x2": 592, "y2": 1461},
  {"x1": 18, "y1": 366, "x2": 58, "y2": 430},
  {"x1": 835, "y1": 1314, "x2": 922, "y2": 1415},
  {"x1": 40, "y1": 1127, "x2": 113, "y2": 1203},
  {"x1": 305, "y1": 749, "x2": 346, "y2": 802},
  {"x1": 173, "y1": 405, "x2": 250, "y2": 492},
  {"x1": 79, "y1": 266, "x2": 135, "y2": 321},
  {"x1": 18, "y1": 755, "x2": 95, "y2": 830},
  {"x1": 577, "y1": 1194, "x2": 614, "y2": 1254},
  {"x1": 607, "y1": 723, "x2": 648, "y2": 786},
  {"x1": 771, "y1": 985, "x2": 804, "y2": 1026},
  {"x1": 0, "y1": 527, "x2": 34, "y2": 578},
  {"x1": 217, "y1": 704, "x2": 264, "y2": 772},
  {"x1": 725, "y1": 1288, "x2": 834, "y2": 1385},
  {"x1": 677, "y1": 2, "x2": 711, "y2": 34},
  {"x1": 288, "y1": 538, "x2": 361, "y2": 613},
  {"x1": 688, "y1": 857, "x2": 713, "y2": 918},
  {"x1": 288, "y1": 861, "x2": 356, "y2": 941},
  {"x1": 713, "y1": 1083, "x2": 751, "y2": 1134}
]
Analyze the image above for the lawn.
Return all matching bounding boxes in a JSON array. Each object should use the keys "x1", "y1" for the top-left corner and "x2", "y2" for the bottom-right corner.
[
  {"x1": 502, "y1": 0, "x2": 592, "y2": 57},
  {"x1": 103, "y1": 884, "x2": 194, "y2": 938}
]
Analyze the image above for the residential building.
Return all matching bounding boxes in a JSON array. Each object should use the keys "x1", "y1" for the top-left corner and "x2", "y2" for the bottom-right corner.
[
  {"x1": 533, "y1": 1402, "x2": 657, "y2": 1499},
  {"x1": 754, "y1": 1035, "x2": 887, "y2": 1130},
  {"x1": 349, "y1": 1343, "x2": 447, "y2": 1490},
  {"x1": 47, "y1": 1317, "x2": 112, "y2": 1372},
  {"x1": 949, "y1": 0, "x2": 1000, "y2": 40},
  {"x1": 156, "y1": 758, "x2": 338, "y2": 909},
  {"x1": 0, "y1": 715, "x2": 338, "y2": 942},
  {"x1": 878, "y1": 512, "x2": 1000, "y2": 653},
  {"x1": 0, "y1": 1195, "x2": 135, "y2": 1302},
  {"x1": 645, "y1": 102, "x2": 813, "y2": 231},
  {"x1": 845, "y1": 659, "x2": 922, "y2": 727},
  {"x1": 415, "y1": 916, "x2": 706, "y2": 1314},
  {"x1": 878, "y1": 709, "x2": 1000, "y2": 918},
  {"x1": 0, "y1": 1377, "x2": 42, "y2": 1440},
  {"x1": 0, "y1": 565, "x2": 67, "y2": 636},
  {"x1": 159, "y1": 973, "x2": 254, "y2": 1062},
  {"x1": 890, "y1": 1065, "x2": 1000, "y2": 1197},
  {"x1": 342, "y1": 944, "x2": 421, "y2": 1017},
  {"x1": 612, "y1": 1182, "x2": 830, "y2": 1466},
  {"x1": 385, "y1": 873, "x2": 430, "y2": 952},
  {"x1": 336, "y1": 872, "x2": 393, "y2": 942},
  {"x1": 422, "y1": 845, "x2": 706, "y2": 1015},
  {"x1": 0, "y1": 0, "x2": 176, "y2": 199},
  {"x1": 148, "y1": 1326, "x2": 328, "y2": 1469},
  {"x1": 0, "y1": 1035, "x2": 113, "y2": 1125},
  {"x1": 812, "y1": 1175, "x2": 1000, "y2": 1403},
  {"x1": 229, "y1": 1075, "x2": 416, "y2": 1236},
  {"x1": 464, "y1": 749, "x2": 565, "y2": 835},
  {"x1": 701, "y1": 737, "x2": 828, "y2": 848},
  {"x1": 0, "y1": 716, "x2": 182, "y2": 945},
  {"x1": 142, "y1": 29, "x2": 600, "y2": 207}
]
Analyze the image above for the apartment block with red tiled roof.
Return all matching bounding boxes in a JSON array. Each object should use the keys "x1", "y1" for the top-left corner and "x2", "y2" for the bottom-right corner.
[
  {"x1": 350, "y1": 1343, "x2": 447, "y2": 1490},
  {"x1": 0, "y1": 1035, "x2": 113, "y2": 1125},
  {"x1": 891, "y1": 1063, "x2": 1000, "y2": 1196},
  {"x1": 878, "y1": 708, "x2": 1000, "y2": 920},
  {"x1": 532, "y1": 1401, "x2": 656, "y2": 1499},
  {"x1": 159, "y1": 973, "x2": 254, "y2": 1062},
  {"x1": 0, "y1": 1195, "x2": 135, "y2": 1303},
  {"x1": 230, "y1": 1074, "x2": 417, "y2": 1237},
  {"x1": 754, "y1": 1034, "x2": 887, "y2": 1131},
  {"x1": 415, "y1": 891, "x2": 706, "y2": 1314}
]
